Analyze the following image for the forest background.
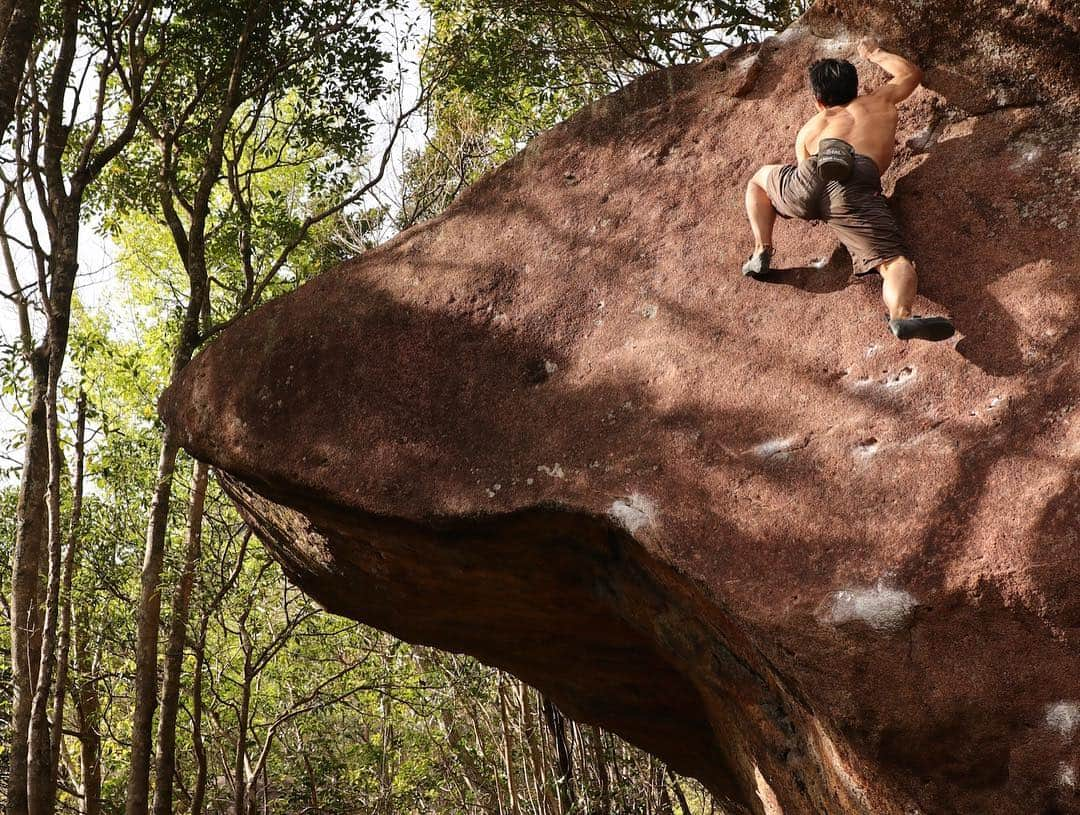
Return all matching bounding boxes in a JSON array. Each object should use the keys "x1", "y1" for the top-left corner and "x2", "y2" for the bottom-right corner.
[{"x1": 0, "y1": 1, "x2": 803, "y2": 813}]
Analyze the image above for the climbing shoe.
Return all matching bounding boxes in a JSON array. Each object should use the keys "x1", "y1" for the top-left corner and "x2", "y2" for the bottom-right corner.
[
  {"x1": 888, "y1": 316, "x2": 956, "y2": 342},
  {"x1": 742, "y1": 247, "x2": 773, "y2": 278},
  {"x1": 817, "y1": 138, "x2": 855, "y2": 183}
]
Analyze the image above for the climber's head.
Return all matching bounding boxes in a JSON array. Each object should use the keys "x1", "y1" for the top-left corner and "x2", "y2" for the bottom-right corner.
[{"x1": 809, "y1": 58, "x2": 858, "y2": 107}]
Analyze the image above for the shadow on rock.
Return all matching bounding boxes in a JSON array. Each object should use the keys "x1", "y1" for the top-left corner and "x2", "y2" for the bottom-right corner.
[{"x1": 758, "y1": 246, "x2": 856, "y2": 294}]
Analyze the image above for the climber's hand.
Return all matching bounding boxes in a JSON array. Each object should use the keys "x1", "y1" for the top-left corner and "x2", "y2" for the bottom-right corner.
[{"x1": 858, "y1": 37, "x2": 880, "y2": 60}]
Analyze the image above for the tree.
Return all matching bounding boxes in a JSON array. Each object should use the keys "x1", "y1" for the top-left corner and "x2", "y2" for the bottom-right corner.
[
  {"x1": 0, "y1": 0, "x2": 40, "y2": 135},
  {"x1": 2, "y1": 0, "x2": 161, "y2": 809},
  {"x1": 89, "y1": 3, "x2": 457, "y2": 810}
]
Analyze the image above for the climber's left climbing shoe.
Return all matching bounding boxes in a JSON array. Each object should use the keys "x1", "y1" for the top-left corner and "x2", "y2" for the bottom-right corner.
[
  {"x1": 742, "y1": 247, "x2": 773, "y2": 278},
  {"x1": 888, "y1": 316, "x2": 956, "y2": 342}
]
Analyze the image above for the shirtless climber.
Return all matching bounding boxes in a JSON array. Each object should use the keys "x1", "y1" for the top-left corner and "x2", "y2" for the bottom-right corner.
[{"x1": 741, "y1": 37, "x2": 955, "y2": 342}]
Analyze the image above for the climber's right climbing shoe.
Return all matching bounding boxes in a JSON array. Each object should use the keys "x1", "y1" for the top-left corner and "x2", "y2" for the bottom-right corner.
[
  {"x1": 741, "y1": 247, "x2": 773, "y2": 278},
  {"x1": 888, "y1": 316, "x2": 956, "y2": 342}
]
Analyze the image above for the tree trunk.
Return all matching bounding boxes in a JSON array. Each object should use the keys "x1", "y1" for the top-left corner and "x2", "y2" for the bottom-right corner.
[
  {"x1": 151, "y1": 459, "x2": 209, "y2": 815},
  {"x1": 190, "y1": 640, "x2": 208, "y2": 815},
  {"x1": 0, "y1": 0, "x2": 40, "y2": 135},
  {"x1": 28, "y1": 227, "x2": 80, "y2": 815},
  {"x1": 232, "y1": 671, "x2": 252, "y2": 815},
  {"x1": 655, "y1": 761, "x2": 675, "y2": 815},
  {"x1": 609, "y1": 733, "x2": 627, "y2": 810},
  {"x1": 591, "y1": 726, "x2": 611, "y2": 815},
  {"x1": 46, "y1": 390, "x2": 86, "y2": 807},
  {"x1": 497, "y1": 674, "x2": 522, "y2": 815},
  {"x1": 542, "y1": 698, "x2": 576, "y2": 815},
  {"x1": 520, "y1": 683, "x2": 557, "y2": 815},
  {"x1": 8, "y1": 347, "x2": 49, "y2": 815},
  {"x1": 125, "y1": 207, "x2": 206, "y2": 815},
  {"x1": 301, "y1": 752, "x2": 319, "y2": 815},
  {"x1": 124, "y1": 426, "x2": 182, "y2": 815},
  {"x1": 377, "y1": 691, "x2": 393, "y2": 815},
  {"x1": 73, "y1": 622, "x2": 101, "y2": 815},
  {"x1": 666, "y1": 769, "x2": 693, "y2": 815}
]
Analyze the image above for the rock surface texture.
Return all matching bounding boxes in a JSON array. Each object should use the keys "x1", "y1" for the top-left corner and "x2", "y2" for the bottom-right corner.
[{"x1": 160, "y1": 1, "x2": 1080, "y2": 812}]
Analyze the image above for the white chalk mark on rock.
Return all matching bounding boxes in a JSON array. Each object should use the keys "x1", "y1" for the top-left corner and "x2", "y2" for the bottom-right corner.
[
  {"x1": 752, "y1": 436, "x2": 802, "y2": 460},
  {"x1": 1059, "y1": 764, "x2": 1077, "y2": 789},
  {"x1": 819, "y1": 581, "x2": 917, "y2": 631},
  {"x1": 1046, "y1": 701, "x2": 1080, "y2": 738},
  {"x1": 609, "y1": 493, "x2": 657, "y2": 534},
  {"x1": 853, "y1": 438, "x2": 880, "y2": 462},
  {"x1": 537, "y1": 463, "x2": 565, "y2": 479},
  {"x1": 885, "y1": 366, "x2": 916, "y2": 389}
]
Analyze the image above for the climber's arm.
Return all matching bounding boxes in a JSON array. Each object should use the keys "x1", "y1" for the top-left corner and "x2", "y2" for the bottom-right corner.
[{"x1": 859, "y1": 37, "x2": 923, "y2": 104}]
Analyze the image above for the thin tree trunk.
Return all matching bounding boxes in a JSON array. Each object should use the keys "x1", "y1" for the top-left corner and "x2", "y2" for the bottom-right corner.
[
  {"x1": 520, "y1": 684, "x2": 556, "y2": 815},
  {"x1": 8, "y1": 347, "x2": 49, "y2": 815},
  {"x1": 301, "y1": 752, "x2": 319, "y2": 815},
  {"x1": 571, "y1": 722, "x2": 590, "y2": 815},
  {"x1": 655, "y1": 760, "x2": 675, "y2": 815},
  {"x1": 125, "y1": 426, "x2": 182, "y2": 815},
  {"x1": 0, "y1": 0, "x2": 40, "y2": 135},
  {"x1": 151, "y1": 459, "x2": 209, "y2": 815},
  {"x1": 191, "y1": 531, "x2": 248, "y2": 815},
  {"x1": 26, "y1": 352, "x2": 62, "y2": 815},
  {"x1": 497, "y1": 674, "x2": 522, "y2": 815},
  {"x1": 542, "y1": 698, "x2": 575, "y2": 815},
  {"x1": 125, "y1": 148, "x2": 211, "y2": 815},
  {"x1": 232, "y1": 660, "x2": 252, "y2": 815},
  {"x1": 73, "y1": 622, "x2": 101, "y2": 815},
  {"x1": 28, "y1": 235, "x2": 80, "y2": 815},
  {"x1": 608, "y1": 733, "x2": 626, "y2": 810},
  {"x1": 377, "y1": 691, "x2": 393, "y2": 815},
  {"x1": 190, "y1": 641, "x2": 208, "y2": 815},
  {"x1": 591, "y1": 726, "x2": 611, "y2": 815},
  {"x1": 666, "y1": 769, "x2": 693, "y2": 815},
  {"x1": 46, "y1": 390, "x2": 86, "y2": 805}
]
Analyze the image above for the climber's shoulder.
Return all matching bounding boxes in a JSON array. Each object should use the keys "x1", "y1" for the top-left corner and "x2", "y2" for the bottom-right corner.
[
  {"x1": 797, "y1": 112, "x2": 827, "y2": 142},
  {"x1": 846, "y1": 93, "x2": 901, "y2": 129},
  {"x1": 849, "y1": 92, "x2": 896, "y2": 113}
]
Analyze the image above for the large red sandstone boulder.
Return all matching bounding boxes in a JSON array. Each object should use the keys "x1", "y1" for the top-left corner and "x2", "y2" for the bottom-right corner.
[{"x1": 160, "y1": 1, "x2": 1080, "y2": 812}]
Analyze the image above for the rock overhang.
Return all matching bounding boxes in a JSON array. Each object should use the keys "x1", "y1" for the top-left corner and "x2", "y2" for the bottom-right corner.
[{"x1": 160, "y1": 1, "x2": 1080, "y2": 812}]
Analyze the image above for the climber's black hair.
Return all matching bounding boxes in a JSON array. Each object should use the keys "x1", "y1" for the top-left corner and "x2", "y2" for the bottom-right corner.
[{"x1": 808, "y1": 58, "x2": 858, "y2": 106}]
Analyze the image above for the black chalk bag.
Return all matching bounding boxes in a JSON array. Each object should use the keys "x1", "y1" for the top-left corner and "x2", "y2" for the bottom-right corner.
[{"x1": 817, "y1": 138, "x2": 855, "y2": 182}]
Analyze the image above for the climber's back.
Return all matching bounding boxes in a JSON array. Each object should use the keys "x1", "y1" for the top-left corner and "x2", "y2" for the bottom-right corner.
[
  {"x1": 799, "y1": 95, "x2": 899, "y2": 175},
  {"x1": 795, "y1": 39, "x2": 923, "y2": 175}
]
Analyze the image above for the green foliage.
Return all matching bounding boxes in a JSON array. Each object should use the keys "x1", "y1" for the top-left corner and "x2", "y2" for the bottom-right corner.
[{"x1": 397, "y1": 0, "x2": 805, "y2": 226}]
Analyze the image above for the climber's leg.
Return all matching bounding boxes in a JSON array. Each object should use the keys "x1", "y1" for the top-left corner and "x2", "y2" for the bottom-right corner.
[
  {"x1": 745, "y1": 165, "x2": 781, "y2": 255},
  {"x1": 877, "y1": 255, "x2": 916, "y2": 319},
  {"x1": 879, "y1": 255, "x2": 956, "y2": 341},
  {"x1": 742, "y1": 165, "x2": 788, "y2": 277}
]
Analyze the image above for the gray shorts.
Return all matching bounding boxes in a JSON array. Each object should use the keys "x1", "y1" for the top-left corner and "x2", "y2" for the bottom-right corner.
[{"x1": 765, "y1": 149, "x2": 908, "y2": 274}]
